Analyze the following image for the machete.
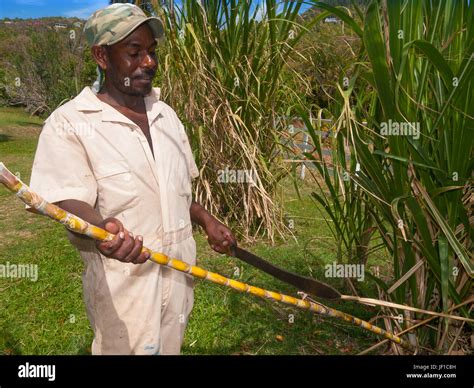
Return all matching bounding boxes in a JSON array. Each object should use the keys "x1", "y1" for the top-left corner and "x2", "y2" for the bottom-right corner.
[{"x1": 229, "y1": 245, "x2": 341, "y2": 299}]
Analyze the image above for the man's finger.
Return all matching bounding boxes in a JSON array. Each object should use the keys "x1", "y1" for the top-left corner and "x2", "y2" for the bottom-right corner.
[
  {"x1": 214, "y1": 243, "x2": 230, "y2": 254},
  {"x1": 102, "y1": 218, "x2": 124, "y2": 234},
  {"x1": 127, "y1": 236, "x2": 147, "y2": 264},
  {"x1": 99, "y1": 231, "x2": 125, "y2": 255},
  {"x1": 133, "y1": 249, "x2": 151, "y2": 265},
  {"x1": 224, "y1": 230, "x2": 234, "y2": 240},
  {"x1": 105, "y1": 221, "x2": 120, "y2": 234},
  {"x1": 113, "y1": 232, "x2": 135, "y2": 261}
]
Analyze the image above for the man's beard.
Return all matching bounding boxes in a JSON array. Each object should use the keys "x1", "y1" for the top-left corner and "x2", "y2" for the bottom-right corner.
[{"x1": 112, "y1": 72, "x2": 155, "y2": 96}]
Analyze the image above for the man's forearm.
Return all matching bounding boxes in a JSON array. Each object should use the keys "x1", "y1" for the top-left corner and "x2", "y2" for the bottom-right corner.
[
  {"x1": 47, "y1": 199, "x2": 104, "y2": 247},
  {"x1": 190, "y1": 201, "x2": 215, "y2": 229},
  {"x1": 191, "y1": 201, "x2": 236, "y2": 253},
  {"x1": 56, "y1": 199, "x2": 103, "y2": 227}
]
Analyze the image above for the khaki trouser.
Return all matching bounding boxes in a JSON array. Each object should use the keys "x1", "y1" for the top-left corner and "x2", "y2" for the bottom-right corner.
[{"x1": 77, "y1": 231, "x2": 196, "y2": 355}]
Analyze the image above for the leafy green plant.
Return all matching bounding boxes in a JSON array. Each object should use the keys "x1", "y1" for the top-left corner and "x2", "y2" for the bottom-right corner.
[{"x1": 303, "y1": 0, "x2": 473, "y2": 353}]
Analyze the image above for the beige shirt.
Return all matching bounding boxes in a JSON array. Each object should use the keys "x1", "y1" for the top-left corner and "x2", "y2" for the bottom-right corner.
[
  {"x1": 28, "y1": 87, "x2": 199, "y2": 354},
  {"x1": 30, "y1": 86, "x2": 199, "y2": 250}
]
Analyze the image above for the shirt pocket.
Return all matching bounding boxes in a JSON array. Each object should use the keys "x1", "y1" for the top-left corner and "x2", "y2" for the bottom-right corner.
[{"x1": 95, "y1": 159, "x2": 139, "y2": 218}]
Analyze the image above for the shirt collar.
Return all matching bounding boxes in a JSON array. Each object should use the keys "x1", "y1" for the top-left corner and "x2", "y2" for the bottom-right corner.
[{"x1": 74, "y1": 86, "x2": 165, "y2": 127}]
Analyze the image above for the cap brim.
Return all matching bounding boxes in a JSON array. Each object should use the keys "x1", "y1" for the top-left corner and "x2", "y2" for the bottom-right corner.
[{"x1": 145, "y1": 17, "x2": 165, "y2": 41}]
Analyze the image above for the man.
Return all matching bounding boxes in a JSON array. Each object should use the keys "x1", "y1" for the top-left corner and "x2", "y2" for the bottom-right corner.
[{"x1": 28, "y1": 3, "x2": 236, "y2": 355}]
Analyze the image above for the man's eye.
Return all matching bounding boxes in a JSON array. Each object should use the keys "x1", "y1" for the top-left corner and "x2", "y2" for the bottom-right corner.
[{"x1": 129, "y1": 52, "x2": 139, "y2": 57}]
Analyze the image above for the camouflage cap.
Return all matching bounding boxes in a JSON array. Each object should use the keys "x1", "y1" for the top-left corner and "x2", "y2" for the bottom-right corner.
[{"x1": 84, "y1": 3, "x2": 164, "y2": 47}]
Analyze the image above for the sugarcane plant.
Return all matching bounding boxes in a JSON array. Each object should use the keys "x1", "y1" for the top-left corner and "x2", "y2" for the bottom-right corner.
[
  {"x1": 299, "y1": 0, "x2": 473, "y2": 353},
  {"x1": 148, "y1": 0, "x2": 320, "y2": 240}
]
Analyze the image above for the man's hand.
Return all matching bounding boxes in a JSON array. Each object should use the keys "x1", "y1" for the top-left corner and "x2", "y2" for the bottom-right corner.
[
  {"x1": 204, "y1": 218, "x2": 237, "y2": 254},
  {"x1": 95, "y1": 218, "x2": 150, "y2": 264},
  {"x1": 190, "y1": 200, "x2": 236, "y2": 254}
]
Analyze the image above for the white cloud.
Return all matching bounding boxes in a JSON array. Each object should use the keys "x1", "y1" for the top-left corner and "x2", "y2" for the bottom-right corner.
[{"x1": 63, "y1": 1, "x2": 109, "y2": 19}]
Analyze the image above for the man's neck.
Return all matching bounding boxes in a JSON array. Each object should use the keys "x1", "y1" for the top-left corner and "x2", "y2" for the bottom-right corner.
[{"x1": 97, "y1": 82, "x2": 145, "y2": 111}]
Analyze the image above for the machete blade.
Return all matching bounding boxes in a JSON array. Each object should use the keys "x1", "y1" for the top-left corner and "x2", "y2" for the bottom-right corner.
[{"x1": 229, "y1": 246, "x2": 341, "y2": 300}]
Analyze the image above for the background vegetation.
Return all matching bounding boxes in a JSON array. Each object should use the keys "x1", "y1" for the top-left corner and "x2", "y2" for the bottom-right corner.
[{"x1": 0, "y1": 0, "x2": 472, "y2": 355}]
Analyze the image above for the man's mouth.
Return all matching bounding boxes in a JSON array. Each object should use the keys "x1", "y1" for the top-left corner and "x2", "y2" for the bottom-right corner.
[
  {"x1": 133, "y1": 77, "x2": 153, "y2": 88},
  {"x1": 134, "y1": 73, "x2": 155, "y2": 82}
]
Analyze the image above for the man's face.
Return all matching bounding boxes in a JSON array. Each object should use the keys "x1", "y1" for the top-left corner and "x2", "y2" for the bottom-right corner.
[{"x1": 103, "y1": 24, "x2": 158, "y2": 96}]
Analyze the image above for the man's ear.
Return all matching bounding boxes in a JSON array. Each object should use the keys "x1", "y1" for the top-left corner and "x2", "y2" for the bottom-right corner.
[{"x1": 91, "y1": 45, "x2": 109, "y2": 71}]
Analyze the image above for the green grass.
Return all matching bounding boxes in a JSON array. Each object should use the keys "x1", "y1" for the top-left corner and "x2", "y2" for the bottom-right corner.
[
  {"x1": 0, "y1": 107, "x2": 381, "y2": 355},
  {"x1": 0, "y1": 107, "x2": 44, "y2": 128}
]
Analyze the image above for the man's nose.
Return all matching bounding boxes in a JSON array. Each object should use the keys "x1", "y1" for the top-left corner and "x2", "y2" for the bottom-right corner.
[{"x1": 141, "y1": 53, "x2": 157, "y2": 69}]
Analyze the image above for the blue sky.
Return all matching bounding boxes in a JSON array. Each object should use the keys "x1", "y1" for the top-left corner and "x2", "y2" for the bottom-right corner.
[
  {"x1": 1, "y1": 0, "x2": 121, "y2": 19},
  {"x1": 0, "y1": 0, "x2": 312, "y2": 20},
  {"x1": 0, "y1": 0, "x2": 309, "y2": 19}
]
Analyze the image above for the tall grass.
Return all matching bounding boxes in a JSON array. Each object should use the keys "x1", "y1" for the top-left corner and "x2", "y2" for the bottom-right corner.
[
  {"x1": 146, "y1": 0, "x2": 318, "y2": 240},
  {"x1": 302, "y1": 0, "x2": 473, "y2": 353}
]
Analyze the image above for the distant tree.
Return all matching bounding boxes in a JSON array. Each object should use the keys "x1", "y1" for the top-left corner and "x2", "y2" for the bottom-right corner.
[
  {"x1": 108, "y1": 0, "x2": 166, "y2": 14},
  {"x1": 0, "y1": 27, "x2": 96, "y2": 115}
]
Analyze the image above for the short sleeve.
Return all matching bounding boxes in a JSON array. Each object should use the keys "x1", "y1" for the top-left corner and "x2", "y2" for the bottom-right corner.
[
  {"x1": 178, "y1": 121, "x2": 199, "y2": 180},
  {"x1": 28, "y1": 113, "x2": 98, "y2": 209}
]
